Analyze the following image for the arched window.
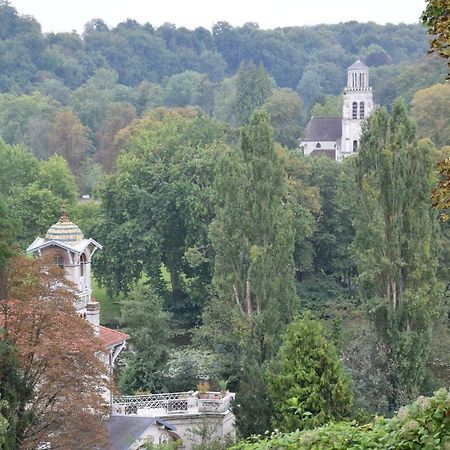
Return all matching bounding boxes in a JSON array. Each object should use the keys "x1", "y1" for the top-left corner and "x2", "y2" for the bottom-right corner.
[
  {"x1": 352, "y1": 102, "x2": 358, "y2": 119},
  {"x1": 360, "y1": 101, "x2": 365, "y2": 118},
  {"x1": 353, "y1": 140, "x2": 358, "y2": 152},
  {"x1": 80, "y1": 253, "x2": 86, "y2": 277},
  {"x1": 54, "y1": 254, "x2": 64, "y2": 269},
  {"x1": 315, "y1": 142, "x2": 321, "y2": 148}
]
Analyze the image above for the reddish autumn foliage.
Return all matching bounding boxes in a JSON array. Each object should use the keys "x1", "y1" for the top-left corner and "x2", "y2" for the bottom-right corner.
[{"x1": 0, "y1": 256, "x2": 108, "y2": 449}]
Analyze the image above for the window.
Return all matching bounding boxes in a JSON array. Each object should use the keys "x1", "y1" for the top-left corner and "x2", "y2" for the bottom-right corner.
[
  {"x1": 80, "y1": 253, "x2": 86, "y2": 277},
  {"x1": 360, "y1": 101, "x2": 365, "y2": 118},
  {"x1": 315, "y1": 142, "x2": 321, "y2": 148},
  {"x1": 353, "y1": 140, "x2": 358, "y2": 152},
  {"x1": 352, "y1": 102, "x2": 358, "y2": 119},
  {"x1": 54, "y1": 255, "x2": 64, "y2": 268}
]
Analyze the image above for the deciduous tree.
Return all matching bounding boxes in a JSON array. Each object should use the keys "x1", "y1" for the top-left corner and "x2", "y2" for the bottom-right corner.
[
  {"x1": 48, "y1": 109, "x2": 92, "y2": 174},
  {"x1": 0, "y1": 256, "x2": 108, "y2": 449},
  {"x1": 353, "y1": 100, "x2": 442, "y2": 411}
]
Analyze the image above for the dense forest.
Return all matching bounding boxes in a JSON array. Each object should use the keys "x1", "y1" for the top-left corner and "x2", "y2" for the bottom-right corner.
[
  {"x1": 0, "y1": 0, "x2": 448, "y2": 194},
  {"x1": 1, "y1": 0, "x2": 450, "y2": 448}
]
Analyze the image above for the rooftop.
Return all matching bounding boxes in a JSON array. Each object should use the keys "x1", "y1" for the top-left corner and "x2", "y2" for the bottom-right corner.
[
  {"x1": 348, "y1": 59, "x2": 369, "y2": 70},
  {"x1": 106, "y1": 416, "x2": 176, "y2": 450},
  {"x1": 302, "y1": 116, "x2": 342, "y2": 141},
  {"x1": 100, "y1": 325, "x2": 130, "y2": 348}
]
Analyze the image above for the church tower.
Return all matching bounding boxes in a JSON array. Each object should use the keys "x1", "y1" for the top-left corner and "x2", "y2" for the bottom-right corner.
[{"x1": 338, "y1": 60, "x2": 374, "y2": 161}]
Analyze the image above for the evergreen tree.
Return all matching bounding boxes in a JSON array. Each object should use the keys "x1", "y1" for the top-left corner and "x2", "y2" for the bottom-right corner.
[
  {"x1": 353, "y1": 100, "x2": 442, "y2": 411},
  {"x1": 235, "y1": 61, "x2": 272, "y2": 126},
  {"x1": 266, "y1": 314, "x2": 353, "y2": 432}
]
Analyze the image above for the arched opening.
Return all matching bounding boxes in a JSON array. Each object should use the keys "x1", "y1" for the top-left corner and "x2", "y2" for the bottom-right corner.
[
  {"x1": 54, "y1": 254, "x2": 64, "y2": 269},
  {"x1": 353, "y1": 140, "x2": 358, "y2": 152},
  {"x1": 360, "y1": 101, "x2": 365, "y2": 118},
  {"x1": 80, "y1": 253, "x2": 86, "y2": 277},
  {"x1": 315, "y1": 142, "x2": 321, "y2": 148},
  {"x1": 352, "y1": 102, "x2": 358, "y2": 119}
]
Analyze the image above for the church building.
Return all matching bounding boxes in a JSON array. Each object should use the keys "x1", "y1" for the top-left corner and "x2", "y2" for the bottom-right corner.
[
  {"x1": 299, "y1": 60, "x2": 374, "y2": 161},
  {"x1": 26, "y1": 212, "x2": 129, "y2": 377}
]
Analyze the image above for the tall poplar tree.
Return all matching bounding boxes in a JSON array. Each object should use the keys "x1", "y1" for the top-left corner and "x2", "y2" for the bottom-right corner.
[
  {"x1": 235, "y1": 61, "x2": 272, "y2": 126},
  {"x1": 202, "y1": 110, "x2": 296, "y2": 434},
  {"x1": 353, "y1": 100, "x2": 442, "y2": 411}
]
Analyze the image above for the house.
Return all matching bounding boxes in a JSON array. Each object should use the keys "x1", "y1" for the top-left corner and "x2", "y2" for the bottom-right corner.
[
  {"x1": 300, "y1": 59, "x2": 374, "y2": 161},
  {"x1": 26, "y1": 212, "x2": 129, "y2": 379},
  {"x1": 26, "y1": 213, "x2": 235, "y2": 449}
]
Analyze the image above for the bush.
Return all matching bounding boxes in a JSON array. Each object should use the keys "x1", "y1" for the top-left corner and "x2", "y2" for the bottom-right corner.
[{"x1": 232, "y1": 388, "x2": 450, "y2": 449}]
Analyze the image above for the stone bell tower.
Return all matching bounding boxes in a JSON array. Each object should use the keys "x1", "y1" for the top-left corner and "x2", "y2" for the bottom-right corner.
[{"x1": 338, "y1": 59, "x2": 374, "y2": 161}]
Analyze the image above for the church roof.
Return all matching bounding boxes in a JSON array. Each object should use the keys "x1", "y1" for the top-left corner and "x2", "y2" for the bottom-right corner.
[
  {"x1": 302, "y1": 116, "x2": 342, "y2": 141},
  {"x1": 348, "y1": 59, "x2": 368, "y2": 70},
  {"x1": 99, "y1": 325, "x2": 129, "y2": 348}
]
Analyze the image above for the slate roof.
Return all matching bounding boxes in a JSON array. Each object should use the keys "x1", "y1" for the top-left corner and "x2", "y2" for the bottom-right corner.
[
  {"x1": 99, "y1": 326, "x2": 129, "y2": 349},
  {"x1": 348, "y1": 59, "x2": 368, "y2": 70},
  {"x1": 302, "y1": 116, "x2": 342, "y2": 141},
  {"x1": 106, "y1": 416, "x2": 176, "y2": 450}
]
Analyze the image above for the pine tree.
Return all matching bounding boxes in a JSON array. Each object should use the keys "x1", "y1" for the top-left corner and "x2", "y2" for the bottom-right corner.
[
  {"x1": 353, "y1": 99, "x2": 442, "y2": 411},
  {"x1": 266, "y1": 314, "x2": 353, "y2": 432}
]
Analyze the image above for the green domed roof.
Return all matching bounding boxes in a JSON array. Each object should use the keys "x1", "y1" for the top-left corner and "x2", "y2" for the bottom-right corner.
[{"x1": 45, "y1": 213, "x2": 84, "y2": 243}]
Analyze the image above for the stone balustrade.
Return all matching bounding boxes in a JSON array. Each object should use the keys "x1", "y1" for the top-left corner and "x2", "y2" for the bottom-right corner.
[{"x1": 112, "y1": 391, "x2": 234, "y2": 417}]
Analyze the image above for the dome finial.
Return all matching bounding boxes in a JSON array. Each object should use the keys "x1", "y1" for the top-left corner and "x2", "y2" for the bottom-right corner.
[{"x1": 60, "y1": 205, "x2": 69, "y2": 223}]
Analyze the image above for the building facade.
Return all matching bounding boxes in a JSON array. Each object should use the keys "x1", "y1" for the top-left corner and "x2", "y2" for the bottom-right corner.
[
  {"x1": 300, "y1": 59, "x2": 374, "y2": 161},
  {"x1": 26, "y1": 212, "x2": 129, "y2": 376}
]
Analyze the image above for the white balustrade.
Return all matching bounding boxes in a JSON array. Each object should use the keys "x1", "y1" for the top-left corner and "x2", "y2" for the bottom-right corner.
[{"x1": 112, "y1": 391, "x2": 233, "y2": 417}]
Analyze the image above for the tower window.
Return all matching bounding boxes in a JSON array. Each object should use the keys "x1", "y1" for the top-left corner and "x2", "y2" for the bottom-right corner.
[
  {"x1": 80, "y1": 253, "x2": 86, "y2": 277},
  {"x1": 315, "y1": 142, "x2": 321, "y2": 148},
  {"x1": 352, "y1": 102, "x2": 358, "y2": 119},
  {"x1": 353, "y1": 140, "x2": 358, "y2": 152},
  {"x1": 360, "y1": 102, "x2": 365, "y2": 118}
]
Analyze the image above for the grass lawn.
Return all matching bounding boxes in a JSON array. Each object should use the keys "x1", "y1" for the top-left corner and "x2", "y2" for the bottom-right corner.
[{"x1": 91, "y1": 277, "x2": 121, "y2": 327}]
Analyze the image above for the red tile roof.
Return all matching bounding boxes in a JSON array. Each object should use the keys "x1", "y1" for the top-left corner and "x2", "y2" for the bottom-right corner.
[{"x1": 99, "y1": 326, "x2": 129, "y2": 348}]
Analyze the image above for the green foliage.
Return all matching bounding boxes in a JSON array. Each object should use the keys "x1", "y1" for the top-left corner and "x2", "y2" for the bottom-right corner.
[
  {"x1": 0, "y1": 140, "x2": 38, "y2": 197},
  {"x1": 311, "y1": 95, "x2": 343, "y2": 117},
  {"x1": 0, "y1": 140, "x2": 79, "y2": 246},
  {"x1": 232, "y1": 388, "x2": 450, "y2": 449},
  {"x1": 353, "y1": 100, "x2": 443, "y2": 411},
  {"x1": 421, "y1": 0, "x2": 450, "y2": 79},
  {"x1": 411, "y1": 83, "x2": 450, "y2": 147},
  {"x1": 0, "y1": 341, "x2": 35, "y2": 450},
  {"x1": 309, "y1": 156, "x2": 355, "y2": 282},
  {"x1": 263, "y1": 88, "x2": 305, "y2": 148},
  {"x1": 235, "y1": 61, "x2": 272, "y2": 125},
  {"x1": 118, "y1": 282, "x2": 171, "y2": 394},
  {"x1": 201, "y1": 111, "x2": 297, "y2": 436},
  {"x1": 207, "y1": 110, "x2": 296, "y2": 356},
  {"x1": 266, "y1": 314, "x2": 353, "y2": 432},
  {"x1": 164, "y1": 71, "x2": 214, "y2": 114},
  {"x1": 35, "y1": 155, "x2": 78, "y2": 206},
  {"x1": 94, "y1": 109, "x2": 230, "y2": 325}
]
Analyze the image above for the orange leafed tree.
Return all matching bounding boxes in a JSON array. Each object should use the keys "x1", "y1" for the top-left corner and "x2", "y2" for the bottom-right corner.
[{"x1": 0, "y1": 256, "x2": 108, "y2": 449}]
